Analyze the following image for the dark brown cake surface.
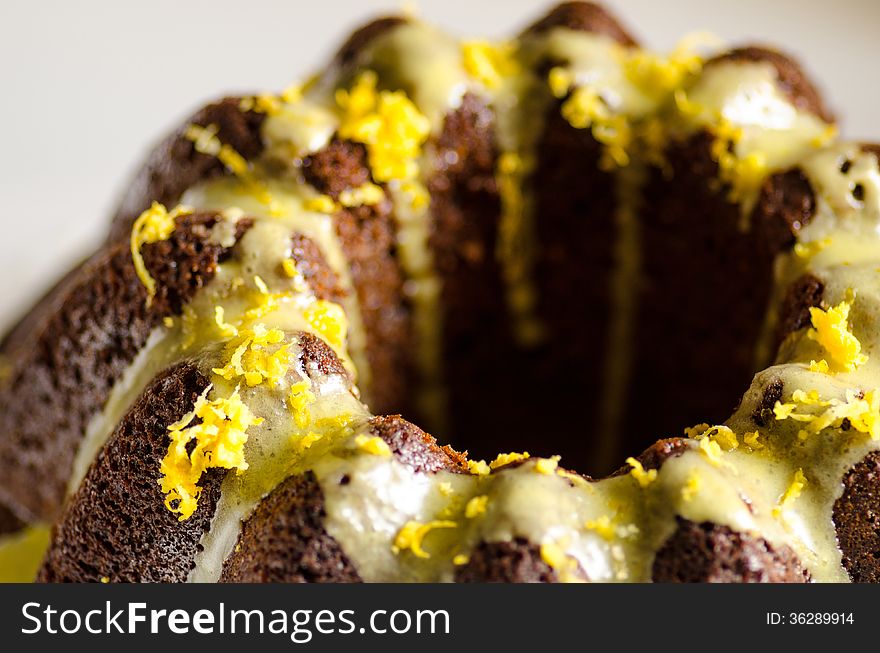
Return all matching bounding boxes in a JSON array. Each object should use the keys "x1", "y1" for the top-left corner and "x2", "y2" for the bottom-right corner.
[
  {"x1": 522, "y1": 1, "x2": 638, "y2": 46},
  {"x1": 776, "y1": 274, "x2": 825, "y2": 346},
  {"x1": 0, "y1": 212, "x2": 233, "y2": 523},
  {"x1": 833, "y1": 451, "x2": 880, "y2": 583},
  {"x1": 426, "y1": 91, "x2": 508, "y2": 453},
  {"x1": 455, "y1": 538, "x2": 578, "y2": 583},
  {"x1": 751, "y1": 378, "x2": 785, "y2": 428},
  {"x1": 302, "y1": 138, "x2": 413, "y2": 416},
  {"x1": 652, "y1": 517, "x2": 811, "y2": 583},
  {"x1": 368, "y1": 414, "x2": 468, "y2": 474},
  {"x1": 38, "y1": 363, "x2": 223, "y2": 583},
  {"x1": 753, "y1": 168, "x2": 817, "y2": 256},
  {"x1": 6, "y1": 2, "x2": 874, "y2": 587},
  {"x1": 219, "y1": 472, "x2": 362, "y2": 584}
]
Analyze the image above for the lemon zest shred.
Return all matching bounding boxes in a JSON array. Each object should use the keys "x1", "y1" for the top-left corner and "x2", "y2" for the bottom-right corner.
[
  {"x1": 213, "y1": 305, "x2": 239, "y2": 338},
  {"x1": 336, "y1": 71, "x2": 430, "y2": 183},
  {"x1": 794, "y1": 238, "x2": 832, "y2": 259},
  {"x1": 464, "y1": 495, "x2": 489, "y2": 519},
  {"x1": 698, "y1": 438, "x2": 724, "y2": 466},
  {"x1": 461, "y1": 40, "x2": 519, "y2": 90},
  {"x1": 158, "y1": 386, "x2": 262, "y2": 520},
  {"x1": 467, "y1": 459, "x2": 490, "y2": 476},
  {"x1": 288, "y1": 377, "x2": 316, "y2": 430},
  {"x1": 695, "y1": 425, "x2": 738, "y2": 451},
  {"x1": 291, "y1": 431, "x2": 323, "y2": 455},
  {"x1": 130, "y1": 202, "x2": 192, "y2": 304},
  {"x1": 305, "y1": 194, "x2": 338, "y2": 214},
  {"x1": 743, "y1": 431, "x2": 764, "y2": 450},
  {"x1": 281, "y1": 258, "x2": 298, "y2": 278},
  {"x1": 681, "y1": 471, "x2": 702, "y2": 502},
  {"x1": 773, "y1": 388, "x2": 880, "y2": 441},
  {"x1": 303, "y1": 299, "x2": 349, "y2": 353},
  {"x1": 392, "y1": 520, "x2": 457, "y2": 559},
  {"x1": 354, "y1": 434, "x2": 392, "y2": 457},
  {"x1": 584, "y1": 515, "x2": 616, "y2": 540},
  {"x1": 338, "y1": 182, "x2": 385, "y2": 208},
  {"x1": 625, "y1": 457, "x2": 657, "y2": 487},
  {"x1": 534, "y1": 456, "x2": 561, "y2": 475},
  {"x1": 539, "y1": 540, "x2": 583, "y2": 583},
  {"x1": 184, "y1": 123, "x2": 281, "y2": 215},
  {"x1": 683, "y1": 423, "x2": 711, "y2": 439},
  {"x1": 558, "y1": 83, "x2": 631, "y2": 170},
  {"x1": 807, "y1": 297, "x2": 868, "y2": 372},
  {"x1": 773, "y1": 468, "x2": 808, "y2": 517},
  {"x1": 212, "y1": 325, "x2": 289, "y2": 387},
  {"x1": 489, "y1": 451, "x2": 530, "y2": 469}
]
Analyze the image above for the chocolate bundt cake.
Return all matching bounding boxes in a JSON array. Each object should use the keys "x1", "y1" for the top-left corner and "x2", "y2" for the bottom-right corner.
[{"x1": 1, "y1": 2, "x2": 879, "y2": 582}]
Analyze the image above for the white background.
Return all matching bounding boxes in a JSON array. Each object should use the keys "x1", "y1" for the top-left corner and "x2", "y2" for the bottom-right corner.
[{"x1": 0, "y1": 0, "x2": 877, "y2": 330}]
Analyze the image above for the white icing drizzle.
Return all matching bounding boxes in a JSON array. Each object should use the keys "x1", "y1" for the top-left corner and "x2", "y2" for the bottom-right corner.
[
  {"x1": 387, "y1": 178, "x2": 447, "y2": 428},
  {"x1": 594, "y1": 162, "x2": 645, "y2": 472}
]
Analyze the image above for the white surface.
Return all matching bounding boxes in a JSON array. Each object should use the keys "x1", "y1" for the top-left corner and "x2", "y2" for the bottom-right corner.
[{"x1": 0, "y1": 0, "x2": 878, "y2": 329}]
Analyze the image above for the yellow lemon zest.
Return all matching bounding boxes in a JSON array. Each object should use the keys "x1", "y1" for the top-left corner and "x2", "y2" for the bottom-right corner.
[
  {"x1": 464, "y1": 495, "x2": 489, "y2": 519},
  {"x1": 291, "y1": 431, "x2": 323, "y2": 455},
  {"x1": 539, "y1": 540, "x2": 583, "y2": 583},
  {"x1": 159, "y1": 386, "x2": 262, "y2": 520},
  {"x1": 305, "y1": 194, "x2": 338, "y2": 213},
  {"x1": 354, "y1": 434, "x2": 392, "y2": 457},
  {"x1": 338, "y1": 182, "x2": 385, "y2": 208},
  {"x1": 213, "y1": 305, "x2": 239, "y2": 338},
  {"x1": 212, "y1": 325, "x2": 289, "y2": 387},
  {"x1": 288, "y1": 377, "x2": 316, "y2": 430},
  {"x1": 489, "y1": 451, "x2": 530, "y2": 469},
  {"x1": 743, "y1": 431, "x2": 764, "y2": 450},
  {"x1": 303, "y1": 299, "x2": 349, "y2": 353},
  {"x1": 534, "y1": 456, "x2": 561, "y2": 475},
  {"x1": 184, "y1": 123, "x2": 280, "y2": 214},
  {"x1": 807, "y1": 298, "x2": 868, "y2": 372},
  {"x1": 698, "y1": 438, "x2": 724, "y2": 466},
  {"x1": 774, "y1": 388, "x2": 880, "y2": 441},
  {"x1": 625, "y1": 457, "x2": 657, "y2": 487},
  {"x1": 336, "y1": 71, "x2": 431, "y2": 182},
  {"x1": 461, "y1": 40, "x2": 519, "y2": 89},
  {"x1": 773, "y1": 468, "x2": 808, "y2": 517},
  {"x1": 558, "y1": 83, "x2": 631, "y2": 170},
  {"x1": 467, "y1": 459, "x2": 490, "y2": 476},
  {"x1": 392, "y1": 520, "x2": 457, "y2": 559},
  {"x1": 794, "y1": 238, "x2": 832, "y2": 259},
  {"x1": 130, "y1": 202, "x2": 192, "y2": 303},
  {"x1": 584, "y1": 515, "x2": 616, "y2": 540},
  {"x1": 681, "y1": 471, "x2": 702, "y2": 502}
]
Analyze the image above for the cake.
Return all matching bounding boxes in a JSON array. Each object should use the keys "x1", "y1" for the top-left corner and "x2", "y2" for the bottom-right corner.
[{"x1": 0, "y1": 1, "x2": 878, "y2": 582}]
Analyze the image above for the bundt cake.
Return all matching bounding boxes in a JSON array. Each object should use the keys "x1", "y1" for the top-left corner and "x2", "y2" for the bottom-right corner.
[{"x1": 1, "y1": 1, "x2": 879, "y2": 583}]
